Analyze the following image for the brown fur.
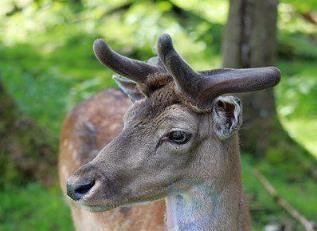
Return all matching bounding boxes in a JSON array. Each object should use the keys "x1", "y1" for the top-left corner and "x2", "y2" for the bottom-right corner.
[
  {"x1": 139, "y1": 73, "x2": 173, "y2": 96},
  {"x1": 59, "y1": 89, "x2": 166, "y2": 230}
]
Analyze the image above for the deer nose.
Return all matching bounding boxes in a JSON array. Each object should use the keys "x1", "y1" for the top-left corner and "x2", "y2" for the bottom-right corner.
[{"x1": 67, "y1": 178, "x2": 95, "y2": 201}]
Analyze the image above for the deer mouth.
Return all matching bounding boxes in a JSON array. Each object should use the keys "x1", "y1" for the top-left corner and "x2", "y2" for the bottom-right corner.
[
  {"x1": 72, "y1": 182, "x2": 124, "y2": 212},
  {"x1": 76, "y1": 185, "x2": 167, "y2": 212}
]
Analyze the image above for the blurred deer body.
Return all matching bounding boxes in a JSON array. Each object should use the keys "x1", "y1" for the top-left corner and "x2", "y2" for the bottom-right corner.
[
  {"x1": 59, "y1": 89, "x2": 166, "y2": 231},
  {"x1": 59, "y1": 34, "x2": 280, "y2": 230}
]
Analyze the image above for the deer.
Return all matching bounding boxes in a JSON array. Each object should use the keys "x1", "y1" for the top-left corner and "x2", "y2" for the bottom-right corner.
[{"x1": 58, "y1": 33, "x2": 281, "y2": 231}]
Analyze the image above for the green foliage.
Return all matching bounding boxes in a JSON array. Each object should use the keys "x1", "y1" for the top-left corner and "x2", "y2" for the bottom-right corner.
[
  {"x1": 0, "y1": 39, "x2": 115, "y2": 134},
  {"x1": 0, "y1": 151, "x2": 19, "y2": 184},
  {"x1": 277, "y1": 61, "x2": 317, "y2": 120},
  {"x1": 0, "y1": 184, "x2": 73, "y2": 231},
  {"x1": 281, "y1": 0, "x2": 317, "y2": 12},
  {"x1": 276, "y1": 61, "x2": 317, "y2": 157},
  {"x1": 242, "y1": 155, "x2": 317, "y2": 230}
]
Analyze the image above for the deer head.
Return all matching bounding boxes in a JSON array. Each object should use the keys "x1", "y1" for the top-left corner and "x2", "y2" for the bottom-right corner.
[{"x1": 66, "y1": 34, "x2": 280, "y2": 212}]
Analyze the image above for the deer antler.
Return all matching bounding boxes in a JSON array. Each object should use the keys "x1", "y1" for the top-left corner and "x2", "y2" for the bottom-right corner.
[
  {"x1": 93, "y1": 39, "x2": 161, "y2": 83},
  {"x1": 157, "y1": 33, "x2": 281, "y2": 109}
]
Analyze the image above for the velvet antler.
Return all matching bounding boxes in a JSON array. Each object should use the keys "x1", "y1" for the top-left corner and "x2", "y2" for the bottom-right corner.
[
  {"x1": 93, "y1": 39, "x2": 161, "y2": 83},
  {"x1": 157, "y1": 33, "x2": 281, "y2": 109}
]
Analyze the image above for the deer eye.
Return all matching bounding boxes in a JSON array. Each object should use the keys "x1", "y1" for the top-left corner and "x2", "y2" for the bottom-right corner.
[{"x1": 167, "y1": 130, "x2": 192, "y2": 145}]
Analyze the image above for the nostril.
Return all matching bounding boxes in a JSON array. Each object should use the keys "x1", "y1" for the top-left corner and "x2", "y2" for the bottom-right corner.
[
  {"x1": 67, "y1": 180, "x2": 95, "y2": 201},
  {"x1": 74, "y1": 181, "x2": 95, "y2": 195}
]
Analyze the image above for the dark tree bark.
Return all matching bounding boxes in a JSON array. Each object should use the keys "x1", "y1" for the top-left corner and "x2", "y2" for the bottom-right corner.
[
  {"x1": 222, "y1": 0, "x2": 316, "y2": 176},
  {"x1": 223, "y1": 0, "x2": 279, "y2": 155},
  {"x1": 0, "y1": 78, "x2": 57, "y2": 186}
]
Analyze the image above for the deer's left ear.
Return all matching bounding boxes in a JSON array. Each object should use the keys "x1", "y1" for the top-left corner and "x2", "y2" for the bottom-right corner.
[
  {"x1": 212, "y1": 96, "x2": 242, "y2": 140},
  {"x1": 113, "y1": 74, "x2": 145, "y2": 102}
]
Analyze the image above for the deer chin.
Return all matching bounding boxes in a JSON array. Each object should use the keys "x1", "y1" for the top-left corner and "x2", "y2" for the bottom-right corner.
[
  {"x1": 78, "y1": 187, "x2": 168, "y2": 212},
  {"x1": 78, "y1": 198, "x2": 153, "y2": 213},
  {"x1": 79, "y1": 203, "x2": 117, "y2": 212}
]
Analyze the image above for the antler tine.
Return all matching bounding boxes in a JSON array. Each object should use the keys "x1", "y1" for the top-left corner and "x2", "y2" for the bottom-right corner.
[
  {"x1": 198, "y1": 67, "x2": 281, "y2": 105},
  {"x1": 157, "y1": 34, "x2": 201, "y2": 96},
  {"x1": 93, "y1": 39, "x2": 160, "y2": 83},
  {"x1": 157, "y1": 33, "x2": 281, "y2": 109}
]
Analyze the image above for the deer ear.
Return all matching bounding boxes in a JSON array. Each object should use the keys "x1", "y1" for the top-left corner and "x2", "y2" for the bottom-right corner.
[
  {"x1": 113, "y1": 74, "x2": 145, "y2": 102},
  {"x1": 212, "y1": 96, "x2": 242, "y2": 140}
]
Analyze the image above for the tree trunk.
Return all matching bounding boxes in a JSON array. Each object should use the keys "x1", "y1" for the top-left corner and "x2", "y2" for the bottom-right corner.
[
  {"x1": 222, "y1": 0, "x2": 316, "y2": 176},
  {"x1": 0, "y1": 78, "x2": 57, "y2": 186},
  {"x1": 223, "y1": 0, "x2": 279, "y2": 155}
]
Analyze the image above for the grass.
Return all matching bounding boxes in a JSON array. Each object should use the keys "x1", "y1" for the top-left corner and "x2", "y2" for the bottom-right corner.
[
  {"x1": 242, "y1": 156, "x2": 317, "y2": 230},
  {"x1": 0, "y1": 184, "x2": 73, "y2": 231}
]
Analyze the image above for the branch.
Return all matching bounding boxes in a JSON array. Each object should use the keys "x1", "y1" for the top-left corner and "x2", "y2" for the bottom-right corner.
[
  {"x1": 102, "y1": 2, "x2": 133, "y2": 17},
  {"x1": 166, "y1": 0, "x2": 210, "y2": 24},
  {"x1": 253, "y1": 168, "x2": 315, "y2": 231},
  {"x1": 300, "y1": 11, "x2": 317, "y2": 25}
]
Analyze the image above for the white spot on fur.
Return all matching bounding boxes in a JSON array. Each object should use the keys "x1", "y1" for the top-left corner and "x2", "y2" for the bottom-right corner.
[
  {"x1": 109, "y1": 123, "x2": 119, "y2": 131},
  {"x1": 63, "y1": 140, "x2": 69, "y2": 147},
  {"x1": 61, "y1": 165, "x2": 69, "y2": 178},
  {"x1": 68, "y1": 143, "x2": 74, "y2": 151},
  {"x1": 71, "y1": 150, "x2": 77, "y2": 159}
]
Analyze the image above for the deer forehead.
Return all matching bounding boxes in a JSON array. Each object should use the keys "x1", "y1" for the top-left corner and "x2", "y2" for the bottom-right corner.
[
  {"x1": 124, "y1": 105, "x2": 217, "y2": 145},
  {"x1": 124, "y1": 102, "x2": 198, "y2": 128},
  {"x1": 155, "y1": 105, "x2": 199, "y2": 131}
]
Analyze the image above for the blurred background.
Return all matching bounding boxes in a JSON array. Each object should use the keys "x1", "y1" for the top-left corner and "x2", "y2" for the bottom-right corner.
[{"x1": 0, "y1": 0, "x2": 316, "y2": 230}]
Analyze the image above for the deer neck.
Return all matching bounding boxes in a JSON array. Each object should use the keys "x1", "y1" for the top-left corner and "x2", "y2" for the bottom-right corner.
[{"x1": 166, "y1": 137, "x2": 243, "y2": 231}]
